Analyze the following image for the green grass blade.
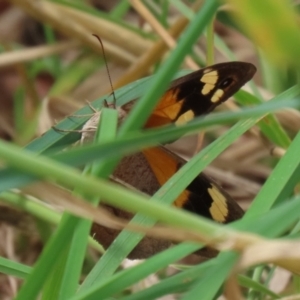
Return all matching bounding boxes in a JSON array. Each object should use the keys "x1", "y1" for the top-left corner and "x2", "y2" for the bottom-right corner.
[
  {"x1": 239, "y1": 275, "x2": 279, "y2": 299},
  {"x1": 57, "y1": 108, "x2": 119, "y2": 299},
  {"x1": 110, "y1": 0, "x2": 131, "y2": 19},
  {"x1": 14, "y1": 109, "x2": 118, "y2": 299},
  {"x1": 119, "y1": 194, "x2": 300, "y2": 299},
  {"x1": 237, "y1": 90, "x2": 291, "y2": 148},
  {"x1": 56, "y1": 221, "x2": 91, "y2": 299},
  {"x1": 118, "y1": 261, "x2": 216, "y2": 300},
  {"x1": 118, "y1": 0, "x2": 219, "y2": 133},
  {"x1": 0, "y1": 191, "x2": 103, "y2": 252},
  {"x1": 180, "y1": 252, "x2": 239, "y2": 300},
  {"x1": 15, "y1": 216, "x2": 74, "y2": 300},
  {"x1": 245, "y1": 129, "x2": 300, "y2": 219},
  {"x1": 179, "y1": 196, "x2": 300, "y2": 300},
  {"x1": 72, "y1": 244, "x2": 200, "y2": 300},
  {"x1": 0, "y1": 101, "x2": 298, "y2": 207},
  {"x1": 178, "y1": 128, "x2": 300, "y2": 299},
  {"x1": 0, "y1": 257, "x2": 31, "y2": 280},
  {"x1": 42, "y1": 245, "x2": 70, "y2": 300},
  {"x1": 0, "y1": 97, "x2": 298, "y2": 195}
]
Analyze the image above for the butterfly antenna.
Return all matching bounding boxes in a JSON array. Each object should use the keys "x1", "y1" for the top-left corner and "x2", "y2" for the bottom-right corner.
[{"x1": 92, "y1": 34, "x2": 117, "y2": 108}]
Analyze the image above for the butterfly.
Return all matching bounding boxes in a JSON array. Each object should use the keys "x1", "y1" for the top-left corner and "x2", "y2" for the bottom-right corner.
[{"x1": 89, "y1": 61, "x2": 256, "y2": 258}]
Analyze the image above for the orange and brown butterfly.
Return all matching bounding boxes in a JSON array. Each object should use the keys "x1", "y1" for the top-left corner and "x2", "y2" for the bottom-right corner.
[
  {"x1": 142, "y1": 62, "x2": 256, "y2": 220},
  {"x1": 87, "y1": 61, "x2": 256, "y2": 258}
]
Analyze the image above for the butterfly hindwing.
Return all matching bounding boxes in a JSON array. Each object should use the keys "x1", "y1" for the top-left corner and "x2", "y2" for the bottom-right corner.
[{"x1": 142, "y1": 147, "x2": 244, "y2": 223}]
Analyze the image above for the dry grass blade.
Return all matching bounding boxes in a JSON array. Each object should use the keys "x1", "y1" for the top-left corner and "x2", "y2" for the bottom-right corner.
[
  {"x1": 113, "y1": 0, "x2": 204, "y2": 88},
  {"x1": 224, "y1": 274, "x2": 244, "y2": 300},
  {"x1": 280, "y1": 294, "x2": 300, "y2": 300},
  {"x1": 205, "y1": 166, "x2": 261, "y2": 196},
  {"x1": 276, "y1": 108, "x2": 300, "y2": 132},
  {"x1": 237, "y1": 240, "x2": 300, "y2": 274},
  {"x1": 8, "y1": 0, "x2": 136, "y2": 65},
  {"x1": 130, "y1": 0, "x2": 198, "y2": 69},
  {"x1": 56, "y1": 3, "x2": 152, "y2": 56},
  {"x1": 270, "y1": 145, "x2": 286, "y2": 157},
  {"x1": 0, "y1": 41, "x2": 79, "y2": 68},
  {"x1": 21, "y1": 182, "x2": 264, "y2": 253}
]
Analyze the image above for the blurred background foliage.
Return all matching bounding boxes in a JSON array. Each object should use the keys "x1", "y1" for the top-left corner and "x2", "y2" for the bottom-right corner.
[{"x1": 0, "y1": 0, "x2": 300, "y2": 299}]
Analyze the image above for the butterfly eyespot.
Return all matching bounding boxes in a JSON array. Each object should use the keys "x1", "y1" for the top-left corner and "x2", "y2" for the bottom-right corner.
[{"x1": 219, "y1": 78, "x2": 233, "y2": 88}]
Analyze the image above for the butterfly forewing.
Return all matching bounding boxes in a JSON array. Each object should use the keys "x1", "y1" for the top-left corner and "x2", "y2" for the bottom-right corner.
[{"x1": 145, "y1": 62, "x2": 256, "y2": 127}]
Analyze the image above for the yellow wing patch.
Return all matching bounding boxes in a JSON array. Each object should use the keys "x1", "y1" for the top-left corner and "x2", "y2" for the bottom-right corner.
[
  {"x1": 200, "y1": 70, "x2": 218, "y2": 95},
  {"x1": 207, "y1": 184, "x2": 228, "y2": 223},
  {"x1": 211, "y1": 89, "x2": 224, "y2": 103},
  {"x1": 175, "y1": 110, "x2": 194, "y2": 126}
]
